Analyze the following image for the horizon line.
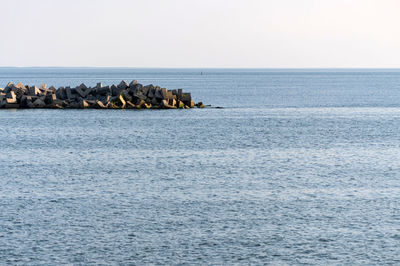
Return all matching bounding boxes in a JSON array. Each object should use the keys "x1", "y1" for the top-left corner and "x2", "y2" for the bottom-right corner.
[{"x1": 2, "y1": 66, "x2": 400, "y2": 69}]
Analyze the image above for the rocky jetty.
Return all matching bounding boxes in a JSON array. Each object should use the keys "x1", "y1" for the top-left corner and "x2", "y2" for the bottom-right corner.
[{"x1": 0, "y1": 81, "x2": 205, "y2": 109}]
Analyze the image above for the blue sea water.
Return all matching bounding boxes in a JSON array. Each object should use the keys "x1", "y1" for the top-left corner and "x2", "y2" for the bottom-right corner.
[{"x1": 0, "y1": 68, "x2": 399, "y2": 265}]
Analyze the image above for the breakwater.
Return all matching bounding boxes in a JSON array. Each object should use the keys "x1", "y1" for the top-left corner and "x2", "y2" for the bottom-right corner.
[{"x1": 0, "y1": 81, "x2": 204, "y2": 109}]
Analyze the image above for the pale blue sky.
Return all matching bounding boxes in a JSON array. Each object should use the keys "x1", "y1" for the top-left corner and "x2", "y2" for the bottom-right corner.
[{"x1": 1, "y1": 0, "x2": 400, "y2": 67}]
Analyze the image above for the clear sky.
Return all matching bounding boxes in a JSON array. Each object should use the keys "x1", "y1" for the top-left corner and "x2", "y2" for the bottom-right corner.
[{"x1": 1, "y1": 0, "x2": 400, "y2": 68}]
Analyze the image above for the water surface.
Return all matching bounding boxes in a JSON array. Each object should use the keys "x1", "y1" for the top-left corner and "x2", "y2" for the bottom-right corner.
[{"x1": 0, "y1": 68, "x2": 399, "y2": 264}]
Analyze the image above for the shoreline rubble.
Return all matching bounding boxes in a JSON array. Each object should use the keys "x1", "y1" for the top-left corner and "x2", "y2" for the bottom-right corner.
[{"x1": 0, "y1": 81, "x2": 205, "y2": 109}]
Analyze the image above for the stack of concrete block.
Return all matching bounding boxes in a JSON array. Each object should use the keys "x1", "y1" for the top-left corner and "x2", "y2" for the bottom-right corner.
[{"x1": 0, "y1": 81, "x2": 205, "y2": 109}]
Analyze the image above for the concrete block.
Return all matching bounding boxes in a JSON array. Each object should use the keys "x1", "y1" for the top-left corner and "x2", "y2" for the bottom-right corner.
[
  {"x1": 75, "y1": 86, "x2": 85, "y2": 97},
  {"x1": 181, "y1": 93, "x2": 192, "y2": 104},
  {"x1": 66, "y1": 87, "x2": 72, "y2": 100},
  {"x1": 33, "y1": 98, "x2": 46, "y2": 108},
  {"x1": 81, "y1": 100, "x2": 89, "y2": 108},
  {"x1": 95, "y1": 100, "x2": 107, "y2": 108},
  {"x1": 161, "y1": 88, "x2": 168, "y2": 99},
  {"x1": 161, "y1": 99, "x2": 177, "y2": 109},
  {"x1": 136, "y1": 99, "x2": 145, "y2": 109},
  {"x1": 82, "y1": 87, "x2": 93, "y2": 98},
  {"x1": 155, "y1": 87, "x2": 163, "y2": 99},
  {"x1": 40, "y1": 83, "x2": 47, "y2": 90},
  {"x1": 129, "y1": 80, "x2": 138, "y2": 87},
  {"x1": 6, "y1": 91, "x2": 17, "y2": 104},
  {"x1": 126, "y1": 101, "x2": 135, "y2": 109},
  {"x1": 56, "y1": 87, "x2": 66, "y2": 100},
  {"x1": 96, "y1": 86, "x2": 110, "y2": 96},
  {"x1": 48, "y1": 86, "x2": 56, "y2": 93},
  {"x1": 29, "y1": 86, "x2": 40, "y2": 96},
  {"x1": 111, "y1": 85, "x2": 123, "y2": 96},
  {"x1": 118, "y1": 80, "x2": 129, "y2": 90}
]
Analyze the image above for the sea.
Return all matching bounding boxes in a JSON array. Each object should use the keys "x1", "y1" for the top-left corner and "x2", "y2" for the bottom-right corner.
[{"x1": 0, "y1": 68, "x2": 399, "y2": 265}]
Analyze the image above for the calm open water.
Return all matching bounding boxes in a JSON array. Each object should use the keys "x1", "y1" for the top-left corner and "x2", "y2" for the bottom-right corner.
[{"x1": 0, "y1": 68, "x2": 399, "y2": 265}]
